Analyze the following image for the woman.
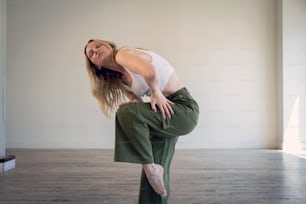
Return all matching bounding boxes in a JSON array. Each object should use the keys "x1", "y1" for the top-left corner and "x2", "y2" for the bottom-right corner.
[{"x1": 84, "y1": 39, "x2": 199, "y2": 204}]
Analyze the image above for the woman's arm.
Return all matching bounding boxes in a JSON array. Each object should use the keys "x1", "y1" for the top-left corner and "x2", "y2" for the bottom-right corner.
[
  {"x1": 116, "y1": 48, "x2": 159, "y2": 93},
  {"x1": 116, "y1": 48, "x2": 174, "y2": 119}
]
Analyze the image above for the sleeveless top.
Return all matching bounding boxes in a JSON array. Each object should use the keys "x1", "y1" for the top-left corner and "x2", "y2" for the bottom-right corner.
[{"x1": 122, "y1": 49, "x2": 174, "y2": 97}]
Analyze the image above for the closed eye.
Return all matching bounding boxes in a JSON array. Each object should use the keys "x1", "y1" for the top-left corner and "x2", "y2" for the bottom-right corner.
[{"x1": 88, "y1": 50, "x2": 94, "y2": 58}]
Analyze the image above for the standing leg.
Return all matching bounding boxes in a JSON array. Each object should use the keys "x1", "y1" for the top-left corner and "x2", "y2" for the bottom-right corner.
[
  {"x1": 114, "y1": 87, "x2": 199, "y2": 164},
  {"x1": 138, "y1": 136, "x2": 178, "y2": 204}
]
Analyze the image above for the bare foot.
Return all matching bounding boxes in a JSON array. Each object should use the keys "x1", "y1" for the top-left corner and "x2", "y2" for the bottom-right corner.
[{"x1": 143, "y1": 164, "x2": 167, "y2": 198}]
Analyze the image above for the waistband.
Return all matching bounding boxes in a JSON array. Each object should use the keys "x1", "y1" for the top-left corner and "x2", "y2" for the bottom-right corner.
[
  {"x1": 167, "y1": 87, "x2": 192, "y2": 100},
  {"x1": 167, "y1": 87, "x2": 199, "y2": 114}
]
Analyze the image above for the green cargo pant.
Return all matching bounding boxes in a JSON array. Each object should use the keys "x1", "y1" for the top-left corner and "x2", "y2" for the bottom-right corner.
[{"x1": 114, "y1": 87, "x2": 199, "y2": 204}]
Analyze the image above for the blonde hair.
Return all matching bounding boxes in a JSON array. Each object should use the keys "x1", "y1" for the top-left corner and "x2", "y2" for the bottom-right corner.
[{"x1": 84, "y1": 39, "x2": 125, "y2": 117}]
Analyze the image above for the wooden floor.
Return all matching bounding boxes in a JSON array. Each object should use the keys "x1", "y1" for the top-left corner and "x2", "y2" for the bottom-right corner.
[{"x1": 1, "y1": 149, "x2": 306, "y2": 204}]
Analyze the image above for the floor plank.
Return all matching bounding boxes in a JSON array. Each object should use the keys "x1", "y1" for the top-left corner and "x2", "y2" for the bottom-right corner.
[{"x1": 1, "y1": 149, "x2": 306, "y2": 204}]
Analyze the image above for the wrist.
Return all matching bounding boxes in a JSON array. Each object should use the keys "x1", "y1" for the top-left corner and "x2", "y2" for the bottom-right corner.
[{"x1": 150, "y1": 89, "x2": 160, "y2": 95}]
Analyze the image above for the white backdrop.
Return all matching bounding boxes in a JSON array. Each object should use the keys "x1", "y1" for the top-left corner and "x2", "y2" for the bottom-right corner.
[
  {"x1": 0, "y1": 0, "x2": 6, "y2": 156},
  {"x1": 6, "y1": 0, "x2": 280, "y2": 149}
]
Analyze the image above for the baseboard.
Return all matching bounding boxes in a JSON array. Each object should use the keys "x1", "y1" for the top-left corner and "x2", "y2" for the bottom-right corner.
[{"x1": 0, "y1": 155, "x2": 16, "y2": 172}]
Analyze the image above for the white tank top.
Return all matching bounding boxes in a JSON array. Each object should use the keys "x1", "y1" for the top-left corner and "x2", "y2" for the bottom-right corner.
[{"x1": 122, "y1": 49, "x2": 174, "y2": 97}]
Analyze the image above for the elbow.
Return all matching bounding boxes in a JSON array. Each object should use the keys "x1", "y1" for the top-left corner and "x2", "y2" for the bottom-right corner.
[{"x1": 144, "y1": 71, "x2": 159, "y2": 84}]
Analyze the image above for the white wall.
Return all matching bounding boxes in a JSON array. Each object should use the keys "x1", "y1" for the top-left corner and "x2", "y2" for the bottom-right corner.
[
  {"x1": 282, "y1": 0, "x2": 306, "y2": 152},
  {"x1": 6, "y1": 0, "x2": 278, "y2": 149},
  {"x1": 276, "y1": 0, "x2": 283, "y2": 150},
  {"x1": 0, "y1": 0, "x2": 6, "y2": 157}
]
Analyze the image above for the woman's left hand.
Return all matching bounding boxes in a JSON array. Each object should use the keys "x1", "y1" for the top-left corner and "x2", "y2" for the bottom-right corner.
[{"x1": 150, "y1": 91, "x2": 174, "y2": 119}]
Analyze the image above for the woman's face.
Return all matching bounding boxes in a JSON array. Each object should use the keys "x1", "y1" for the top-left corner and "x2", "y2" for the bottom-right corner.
[{"x1": 85, "y1": 41, "x2": 112, "y2": 69}]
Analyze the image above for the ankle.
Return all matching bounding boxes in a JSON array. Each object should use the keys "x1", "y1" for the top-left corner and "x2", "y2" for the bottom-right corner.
[
  {"x1": 143, "y1": 163, "x2": 155, "y2": 172},
  {"x1": 143, "y1": 163, "x2": 161, "y2": 175}
]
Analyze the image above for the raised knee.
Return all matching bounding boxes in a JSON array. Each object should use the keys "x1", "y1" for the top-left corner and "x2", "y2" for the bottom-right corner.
[
  {"x1": 116, "y1": 106, "x2": 130, "y2": 118},
  {"x1": 116, "y1": 105, "x2": 137, "y2": 125}
]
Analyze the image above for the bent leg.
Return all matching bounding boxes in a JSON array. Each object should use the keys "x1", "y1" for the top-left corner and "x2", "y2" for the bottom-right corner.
[
  {"x1": 114, "y1": 103, "x2": 155, "y2": 164},
  {"x1": 114, "y1": 87, "x2": 199, "y2": 164},
  {"x1": 138, "y1": 136, "x2": 178, "y2": 204}
]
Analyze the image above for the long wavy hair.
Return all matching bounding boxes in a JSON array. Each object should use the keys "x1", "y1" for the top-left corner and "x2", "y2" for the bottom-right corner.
[{"x1": 84, "y1": 39, "x2": 125, "y2": 117}]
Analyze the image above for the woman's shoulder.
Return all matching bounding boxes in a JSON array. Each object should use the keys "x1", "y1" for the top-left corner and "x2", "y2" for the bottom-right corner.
[
  {"x1": 116, "y1": 47, "x2": 153, "y2": 64},
  {"x1": 117, "y1": 47, "x2": 148, "y2": 54}
]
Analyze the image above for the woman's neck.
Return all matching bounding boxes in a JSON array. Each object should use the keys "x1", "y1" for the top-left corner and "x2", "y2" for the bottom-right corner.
[
  {"x1": 101, "y1": 52, "x2": 125, "y2": 73},
  {"x1": 104, "y1": 62, "x2": 125, "y2": 74}
]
